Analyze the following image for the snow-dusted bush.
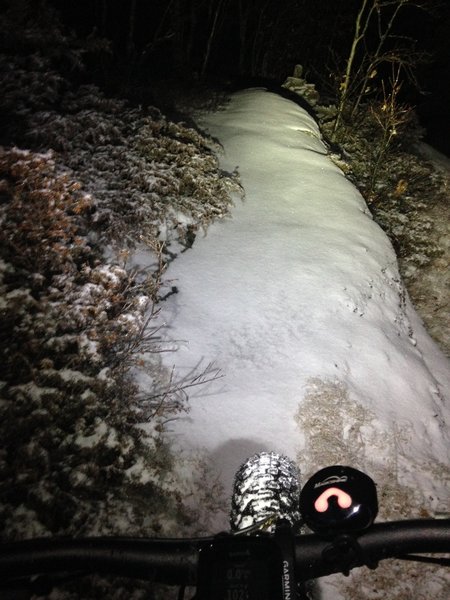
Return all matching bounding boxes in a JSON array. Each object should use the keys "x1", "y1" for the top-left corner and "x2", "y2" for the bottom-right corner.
[
  {"x1": 0, "y1": 5, "x2": 231, "y2": 596},
  {"x1": 23, "y1": 84, "x2": 239, "y2": 251},
  {"x1": 1, "y1": 1, "x2": 236, "y2": 550},
  {"x1": 0, "y1": 148, "x2": 198, "y2": 546},
  {"x1": 0, "y1": 2, "x2": 239, "y2": 252},
  {"x1": 0, "y1": 10, "x2": 236, "y2": 581},
  {"x1": 0, "y1": 149, "x2": 92, "y2": 275},
  {"x1": 0, "y1": 151, "x2": 224, "y2": 600}
]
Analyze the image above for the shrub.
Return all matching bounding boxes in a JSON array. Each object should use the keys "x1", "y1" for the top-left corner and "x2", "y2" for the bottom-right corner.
[{"x1": 0, "y1": 148, "x2": 199, "y2": 542}]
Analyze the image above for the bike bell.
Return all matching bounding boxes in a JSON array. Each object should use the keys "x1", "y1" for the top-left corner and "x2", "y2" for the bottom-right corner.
[{"x1": 299, "y1": 465, "x2": 378, "y2": 536}]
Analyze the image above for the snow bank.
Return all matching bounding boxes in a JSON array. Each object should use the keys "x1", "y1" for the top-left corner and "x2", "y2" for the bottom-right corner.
[{"x1": 154, "y1": 90, "x2": 449, "y2": 538}]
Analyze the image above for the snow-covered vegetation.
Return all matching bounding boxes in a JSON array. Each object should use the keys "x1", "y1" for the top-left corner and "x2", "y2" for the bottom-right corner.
[
  {"x1": 2, "y1": 147, "x2": 177, "y2": 538},
  {"x1": 0, "y1": 4, "x2": 235, "y2": 596}
]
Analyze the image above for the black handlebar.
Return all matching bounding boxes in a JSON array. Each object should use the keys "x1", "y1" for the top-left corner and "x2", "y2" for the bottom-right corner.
[
  {"x1": 0, "y1": 537, "x2": 202, "y2": 586},
  {"x1": 293, "y1": 519, "x2": 450, "y2": 578},
  {"x1": 1, "y1": 520, "x2": 449, "y2": 586}
]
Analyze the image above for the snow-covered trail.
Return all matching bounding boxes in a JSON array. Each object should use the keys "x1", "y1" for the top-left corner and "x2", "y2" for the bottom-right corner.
[{"x1": 157, "y1": 89, "x2": 450, "y2": 530}]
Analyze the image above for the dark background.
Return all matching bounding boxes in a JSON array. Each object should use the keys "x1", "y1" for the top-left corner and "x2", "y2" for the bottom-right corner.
[{"x1": 7, "y1": 0, "x2": 450, "y2": 155}]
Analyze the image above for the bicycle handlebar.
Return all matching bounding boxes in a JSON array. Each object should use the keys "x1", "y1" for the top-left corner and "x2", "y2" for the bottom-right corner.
[
  {"x1": 0, "y1": 537, "x2": 200, "y2": 586},
  {"x1": 293, "y1": 519, "x2": 450, "y2": 578},
  {"x1": 1, "y1": 519, "x2": 449, "y2": 586}
]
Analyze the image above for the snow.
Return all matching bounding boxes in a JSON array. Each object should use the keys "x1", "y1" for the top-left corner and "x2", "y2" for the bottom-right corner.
[
  {"x1": 146, "y1": 89, "x2": 449, "y2": 591},
  {"x1": 155, "y1": 89, "x2": 450, "y2": 501}
]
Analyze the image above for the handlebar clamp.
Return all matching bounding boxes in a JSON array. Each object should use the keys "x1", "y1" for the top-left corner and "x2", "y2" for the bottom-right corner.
[{"x1": 322, "y1": 534, "x2": 379, "y2": 576}]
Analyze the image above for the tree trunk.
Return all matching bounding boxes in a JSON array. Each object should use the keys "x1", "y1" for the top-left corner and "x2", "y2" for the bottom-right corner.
[
  {"x1": 201, "y1": 0, "x2": 227, "y2": 77},
  {"x1": 126, "y1": 0, "x2": 138, "y2": 60},
  {"x1": 332, "y1": 0, "x2": 374, "y2": 139},
  {"x1": 238, "y1": 0, "x2": 253, "y2": 76}
]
